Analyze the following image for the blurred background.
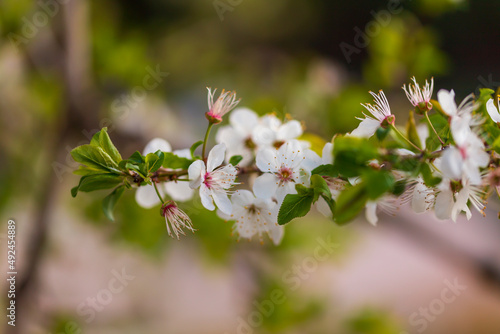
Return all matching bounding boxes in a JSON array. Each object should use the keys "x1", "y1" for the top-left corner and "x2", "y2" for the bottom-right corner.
[{"x1": 1, "y1": 0, "x2": 500, "y2": 333}]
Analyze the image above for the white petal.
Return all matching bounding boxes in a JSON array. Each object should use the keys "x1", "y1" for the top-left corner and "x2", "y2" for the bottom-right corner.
[
  {"x1": 411, "y1": 181, "x2": 431, "y2": 213},
  {"x1": 349, "y1": 118, "x2": 380, "y2": 138},
  {"x1": 302, "y1": 149, "x2": 322, "y2": 172},
  {"x1": 417, "y1": 124, "x2": 429, "y2": 149},
  {"x1": 173, "y1": 148, "x2": 192, "y2": 159},
  {"x1": 451, "y1": 187, "x2": 470, "y2": 222},
  {"x1": 435, "y1": 188, "x2": 454, "y2": 220},
  {"x1": 212, "y1": 189, "x2": 232, "y2": 215},
  {"x1": 277, "y1": 120, "x2": 302, "y2": 141},
  {"x1": 316, "y1": 197, "x2": 332, "y2": 217},
  {"x1": 437, "y1": 89, "x2": 457, "y2": 116},
  {"x1": 207, "y1": 144, "x2": 226, "y2": 172},
  {"x1": 231, "y1": 190, "x2": 255, "y2": 207},
  {"x1": 135, "y1": 185, "x2": 162, "y2": 209},
  {"x1": 215, "y1": 126, "x2": 244, "y2": 150},
  {"x1": 440, "y1": 147, "x2": 463, "y2": 180},
  {"x1": 252, "y1": 125, "x2": 276, "y2": 147},
  {"x1": 450, "y1": 116, "x2": 471, "y2": 146},
  {"x1": 164, "y1": 182, "x2": 195, "y2": 202},
  {"x1": 143, "y1": 138, "x2": 172, "y2": 155},
  {"x1": 200, "y1": 185, "x2": 215, "y2": 211},
  {"x1": 322, "y1": 142, "x2": 334, "y2": 165},
  {"x1": 365, "y1": 201, "x2": 378, "y2": 226},
  {"x1": 188, "y1": 160, "x2": 205, "y2": 189},
  {"x1": 256, "y1": 148, "x2": 278, "y2": 173},
  {"x1": 268, "y1": 222, "x2": 284, "y2": 246},
  {"x1": 275, "y1": 181, "x2": 296, "y2": 204},
  {"x1": 230, "y1": 107, "x2": 259, "y2": 133},
  {"x1": 486, "y1": 99, "x2": 500, "y2": 123},
  {"x1": 253, "y1": 173, "x2": 279, "y2": 200}
]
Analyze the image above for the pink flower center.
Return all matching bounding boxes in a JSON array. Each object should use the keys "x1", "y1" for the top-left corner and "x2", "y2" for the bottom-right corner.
[
  {"x1": 278, "y1": 167, "x2": 294, "y2": 183},
  {"x1": 459, "y1": 145, "x2": 468, "y2": 160},
  {"x1": 203, "y1": 172, "x2": 213, "y2": 189}
]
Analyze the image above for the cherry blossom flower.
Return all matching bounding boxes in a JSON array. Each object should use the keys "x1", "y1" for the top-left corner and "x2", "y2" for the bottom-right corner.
[
  {"x1": 161, "y1": 201, "x2": 195, "y2": 239},
  {"x1": 205, "y1": 88, "x2": 240, "y2": 124},
  {"x1": 437, "y1": 89, "x2": 477, "y2": 143},
  {"x1": 252, "y1": 114, "x2": 304, "y2": 150},
  {"x1": 350, "y1": 90, "x2": 394, "y2": 138},
  {"x1": 253, "y1": 140, "x2": 310, "y2": 203},
  {"x1": 486, "y1": 97, "x2": 500, "y2": 123},
  {"x1": 403, "y1": 77, "x2": 434, "y2": 110},
  {"x1": 135, "y1": 138, "x2": 194, "y2": 209},
  {"x1": 188, "y1": 144, "x2": 238, "y2": 215},
  {"x1": 216, "y1": 107, "x2": 260, "y2": 166},
  {"x1": 218, "y1": 190, "x2": 284, "y2": 245}
]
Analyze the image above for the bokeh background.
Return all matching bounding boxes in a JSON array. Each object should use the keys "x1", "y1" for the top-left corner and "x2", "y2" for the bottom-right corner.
[{"x1": 1, "y1": 0, "x2": 500, "y2": 333}]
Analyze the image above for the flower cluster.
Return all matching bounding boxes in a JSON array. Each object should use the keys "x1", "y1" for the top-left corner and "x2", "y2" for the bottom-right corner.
[{"x1": 71, "y1": 79, "x2": 500, "y2": 245}]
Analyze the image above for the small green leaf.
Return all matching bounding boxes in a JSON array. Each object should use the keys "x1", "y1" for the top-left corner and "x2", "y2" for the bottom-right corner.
[
  {"x1": 362, "y1": 170, "x2": 395, "y2": 200},
  {"x1": 333, "y1": 136, "x2": 379, "y2": 177},
  {"x1": 419, "y1": 163, "x2": 441, "y2": 187},
  {"x1": 102, "y1": 185, "x2": 126, "y2": 221},
  {"x1": 229, "y1": 155, "x2": 243, "y2": 166},
  {"x1": 278, "y1": 192, "x2": 314, "y2": 225},
  {"x1": 310, "y1": 174, "x2": 332, "y2": 203},
  {"x1": 190, "y1": 140, "x2": 203, "y2": 157},
  {"x1": 376, "y1": 127, "x2": 390, "y2": 141},
  {"x1": 334, "y1": 182, "x2": 368, "y2": 225},
  {"x1": 71, "y1": 145, "x2": 121, "y2": 173},
  {"x1": 163, "y1": 152, "x2": 193, "y2": 169},
  {"x1": 127, "y1": 151, "x2": 146, "y2": 164},
  {"x1": 311, "y1": 164, "x2": 338, "y2": 177},
  {"x1": 90, "y1": 128, "x2": 122, "y2": 163},
  {"x1": 425, "y1": 113, "x2": 450, "y2": 151},
  {"x1": 71, "y1": 174, "x2": 123, "y2": 197},
  {"x1": 145, "y1": 151, "x2": 165, "y2": 175}
]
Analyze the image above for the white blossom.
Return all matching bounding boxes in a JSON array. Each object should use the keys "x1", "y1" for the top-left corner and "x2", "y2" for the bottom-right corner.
[{"x1": 350, "y1": 90, "x2": 394, "y2": 138}]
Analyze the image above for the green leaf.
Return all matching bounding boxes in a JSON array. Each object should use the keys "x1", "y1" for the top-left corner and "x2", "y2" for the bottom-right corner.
[
  {"x1": 145, "y1": 151, "x2": 165, "y2": 175},
  {"x1": 310, "y1": 174, "x2": 332, "y2": 202},
  {"x1": 190, "y1": 140, "x2": 203, "y2": 157},
  {"x1": 425, "y1": 113, "x2": 450, "y2": 151},
  {"x1": 127, "y1": 151, "x2": 146, "y2": 164},
  {"x1": 90, "y1": 128, "x2": 122, "y2": 163},
  {"x1": 278, "y1": 191, "x2": 314, "y2": 225},
  {"x1": 71, "y1": 145, "x2": 121, "y2": 173},
  {"x1": 333, "y1": 136, "x2": 379, "y2": 177},
  {"x1": 334, "y1": 182, "x2": 368, "y2": 225},
  {"x1": 71, "y1": 174, "x2": 123, "y2": 197},
  {"x1": 362, "y1": 170, "x2": 395, "y2": 200},
  {"x1": 406, "y1": 110, "x2": 421, "y2": 149},
  {"x1": 229, "y1": 155, "x2": 243, "y2": 166},
  {"x1": 102, "y1": 185, "x2": 126, "y2": 221},
  {"x1": 311, "y1": 164, "x2": 338, "y2": 178},
  {"x1": 376, "y1": 127, "x2": 390, "y2": 141},
  {"x1": 73, "y1": 165, "x2": 106, "y2": 176},
  {"x1": 419, "y1": 163, "x2": 441, "y2": 187},
  {"x1": 163, "y1": 152, "x2": 193, "y2": 169}
]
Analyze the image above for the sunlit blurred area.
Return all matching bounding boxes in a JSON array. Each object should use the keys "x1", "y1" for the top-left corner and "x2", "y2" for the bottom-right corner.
[{"x1": 1, "y1": 0, "x2": 500, "y2": 333}]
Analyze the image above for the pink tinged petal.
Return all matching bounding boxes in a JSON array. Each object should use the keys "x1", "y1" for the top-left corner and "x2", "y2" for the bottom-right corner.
[
  {"x1": 135, "y1": 185, "x2": 162, "y2": 209},
  {"x1": 268, "y1": 222, "x2": 284, "y2": 246},
  {"x1": 256, "y1": 148, "x2": 279, "y2": 173},
  {"x1": 322, "y1": 142, "x2": 334, "y2": 165},
  {"x1": 440, "y1": 147, "x2": 463, "y2": 180},
  {"x1": 212, "y1": 189, "x2": 232, "y2": 215},
  {"x1": 278, "y1": 120, "x2": 303, "y2": 140},
  {"x1": 231, "y1": 190, "x2": 255, "y2": 207},
  {"x1": 188, "y1": 160, "x2": 205, "y2": 189},
  {"x1": 230, "y1": 107, "x2": 259, "y2": 133},
  {"x1": 164, "y1": 182, "x2": 195, "y2": 202},
  {"x1": 199, "y1": 185, "x2": 215, "y2": 211},
  {"x1": 365, "y1": 201, "x2": 378, "y2": 226},
  {"x1": 143, "y1": 138, "x2": 172, "y2": 155},
  {"x1": 437, "y1": 89, "x2": 457, "y2": 116},
  {"x1": 452, "y1": 187, "x2": 470, "y2": 222},
  {"x1": 253, "y1": 173, "x2": 279, "y2": 200},
  {"x1": 207, "y1": 143, "x2": 226, "y2": 172},
  {"x1": 435, "y1": 189, "x2": 454, "y2": 220},
  {"x1": 486, "y1": 99, "x2": 500, "y2": 123},
  {"x1": 349, "y1": 117, "x2": 380, "y2": 138}
]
